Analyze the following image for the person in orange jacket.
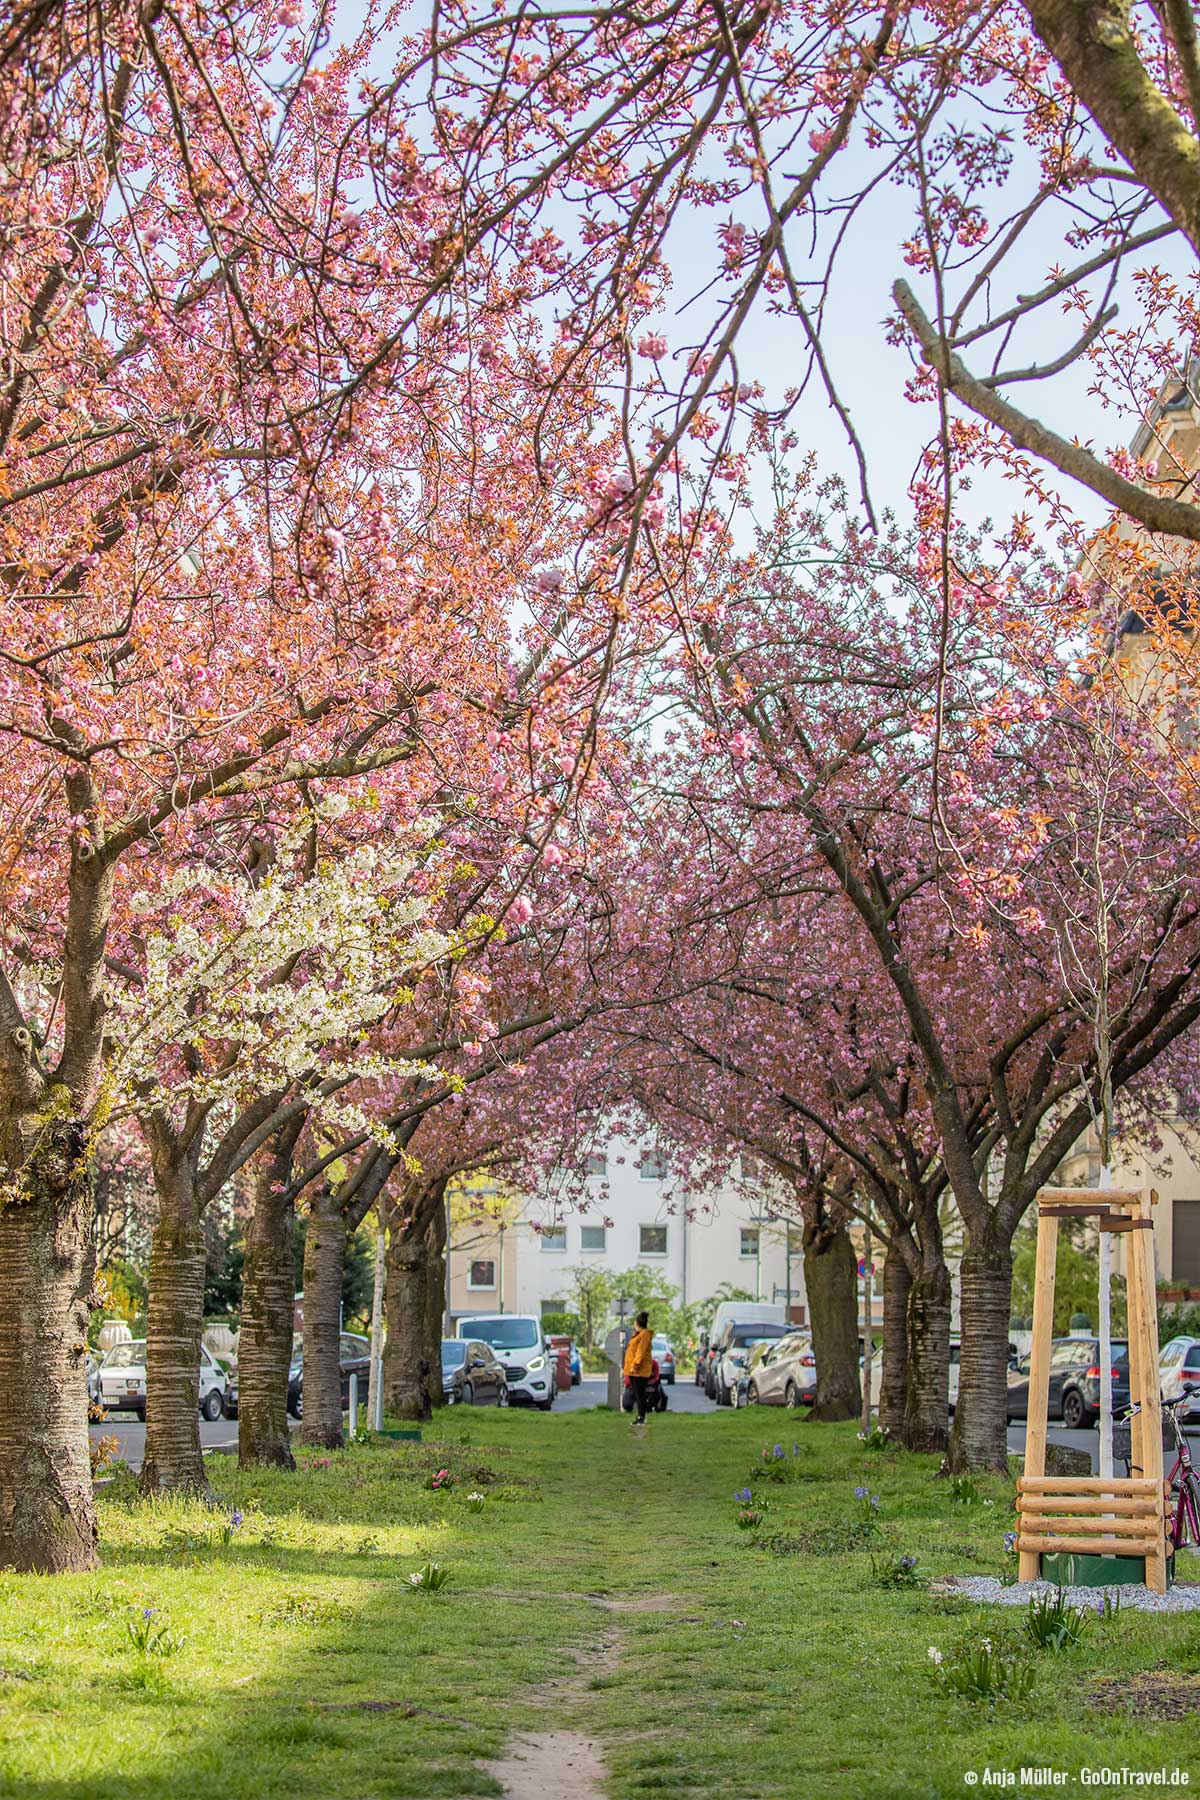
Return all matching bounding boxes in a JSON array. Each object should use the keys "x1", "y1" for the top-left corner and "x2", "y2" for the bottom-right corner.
[{"x1": 623, "y1": 1311, "x2": 654, "y2": 1425}]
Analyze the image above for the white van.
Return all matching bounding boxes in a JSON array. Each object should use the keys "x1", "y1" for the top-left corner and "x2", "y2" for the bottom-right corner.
[{"x1": 456, "y1": 1315, "x2": 555, "y2": 1410}]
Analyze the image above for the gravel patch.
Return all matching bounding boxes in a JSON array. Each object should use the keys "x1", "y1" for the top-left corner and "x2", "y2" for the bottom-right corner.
[{"x1": 936, "y1": 1574, "x2": 1200, "y2": 1613}]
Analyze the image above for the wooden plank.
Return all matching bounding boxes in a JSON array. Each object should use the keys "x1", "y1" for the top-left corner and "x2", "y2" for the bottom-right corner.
[
  {"x1": 1037, "y1": 1187, "x2": 1144, "y2": 1207},
  {"x1": 1020, "y1": 1211, "x2": 1059, "y2": 1583},
  {"x1": 1018, "y1": 1495, "x2": 1160, "y2": 1516},
  {"x1": 1017, "y1": 1475, "x2": 1160, "y2": 1494},
  {"x1": 1016, "y1": 1512, "x2": 1160, "y2": 1536},
  {"x1": 1131, "y1": 1190, "x2": 1167, "y2": 1595},
  {"x1": 1017, "y1": 1534, "x2": 1157, "y2": 1556}
]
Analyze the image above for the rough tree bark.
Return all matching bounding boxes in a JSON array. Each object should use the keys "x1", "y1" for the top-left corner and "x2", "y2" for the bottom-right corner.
[
  {"x1": 299, "y1": 1184, "x2": 347, "y2": 1449},
  {"x1": 903, "y1": 1256, "x2": 952, "y2": 1454},
  {"x1": 878, "y1": 1240, "x2": 912, "y2": 1440},
  {"x1": 424, "y1": 1200, "x2": 447, "y2": 1409},
  {"x1": 803, "y1": 1216, "x2": 862, "y2": 1422},
  {"x1": 238, "y1": 1119, "x2": 303, "y2": 1470},
  {"x1": 140, "y1": 1141, "x2": 210, "y2": 1496},
  {"x1": 0, "y1": 1114, "x2": 99, "y2": 1571},
  {"x1": 384, "y1": 1216, "x2": 434, "y2": 1421},
  {"x1": 945, "y1": 1241, "x2": 1014, "y2": 1473}
]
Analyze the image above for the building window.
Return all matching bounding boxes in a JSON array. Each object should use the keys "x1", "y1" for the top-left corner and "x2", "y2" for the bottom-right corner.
[
  {"x1": 639, "y1": 1149, "x2": 667, "y2": 1180},
  {"x1": 585, "y1": 1151, "x2": 607, "y2": 1177},
  {"x1": 740, "y1": 1228, "x2": 760, "y2": 1259},
  {"x1": 640, "y1": 1224, "x2": 668, "y2": 1256},
  {"x1": 540, "y1": 1227, "x2": 567, "y2": 1252},
  {"x1": 1174, "y1": 1199, "x2": 1200, "y2": 1284},
  {"x1": 541, "y1": 1298, "x2": 565, "y2": 1319},
  {"x1": 468, "y1": 1259, "x2": 496, "y2": 1289},
  {"x1": 580, "y1": 1224, "x2": 607, "y2": 1252}
]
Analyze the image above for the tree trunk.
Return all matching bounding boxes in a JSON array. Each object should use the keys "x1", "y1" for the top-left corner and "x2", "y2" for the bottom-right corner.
[
  {"x1": 803, "y1": 1219, "x2": 861, "y2": 1422},
  {"x1": 140, "y1": 1155, "x2": 210, "y2": 1496},
  {"x1": 424, "y1": 1202, "x2": 447, "y2": 1409},
  {"x1": 879, "y1": 1241, "x2": 912, "y2": 1440},
  {"x1": 903, "y1": 1256, "x2": 952, "y2": 1453},
  {"x1": 0, "y1": 1116, "x2": 99, "y2": 1571},
  {"x1": 238, "y1": 1126, "x2": 301, "y2": 1470},
  {"x1": 945, "y1": 1242, "x2": 1014, "y2": 1472},
  {"x1": 384, "y1": 1228, "x2": 433, "y2": 1421},
  {"x1": 300, "y1": 1186, "x2": 346, "y2": 1450}
]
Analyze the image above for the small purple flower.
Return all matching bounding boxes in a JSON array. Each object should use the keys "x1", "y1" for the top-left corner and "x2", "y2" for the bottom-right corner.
[
  {"x1": 773, "y1": 1444, "x2": 785, "y2": 1459},
  {"x1": 735, "y1": 1487, "x2": 753, "y2": 1502},
  {"x1": 230, "y1": 1510, "x2": 244, "y2": 1530},
  {"x1": 869, "y1": 1495, "x2": 879, "y2": 1510},
  {"x1": 899, "y1": 1555, "x2": 917, "y2": 1571},
  {"x1": 853, "y1": 1485, "x2": 869, "y2": 1500},
  {"x1": 1003, "y1": 1531, "x2": 1017, "y2": 1553},
  {"x1": 791, "y1": 1444, "x2": 800, "y2": 1457},
  {"x1": 142, "y1": 1607, "x2": 157, "y2": 1620}
]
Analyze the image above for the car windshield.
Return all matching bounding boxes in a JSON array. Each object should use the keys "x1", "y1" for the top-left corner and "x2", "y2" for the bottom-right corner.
[
  {"x1": 101, "y1": 1342, "x2": 145, "y2": 1368},
  {"x1": 652, "y1": 1337, "x2": 670, "y2": 1352},
  {"x1": 730, "y1": 1324, "x2": 787, "y2": 1347},
  {"x1": 441, "y1": 1342, "x2": 467, "y2": 1368},
  {"x1": 462, "y1": 1318, "x2": 539, "y2": 1350}
]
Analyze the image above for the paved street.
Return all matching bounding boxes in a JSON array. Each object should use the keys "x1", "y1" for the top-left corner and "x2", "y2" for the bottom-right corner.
[
  {"x1": 92, "y1": 1412, "x2": 242, "y2": 1471},
  {"x1": 553, "y1": 1374, "x2": 717, "y2": 1413}
]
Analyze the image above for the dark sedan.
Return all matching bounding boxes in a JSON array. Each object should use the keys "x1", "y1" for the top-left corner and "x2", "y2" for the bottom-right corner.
[
  {"x1": 441, "y1": 1339, "x2": 509, "y2": 1406},
  {"x1": 1006, "y1": 1335, "x2": 1130, "y2": 1428},
  {"x1": 226, "y1": 1335, "x2": 368, "y2": 1420}
]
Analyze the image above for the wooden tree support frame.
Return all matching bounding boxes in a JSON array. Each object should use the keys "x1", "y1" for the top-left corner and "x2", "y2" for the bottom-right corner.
[{"x1": 1017, "y1": 1186, "x2": 1167, "y2": 1593}]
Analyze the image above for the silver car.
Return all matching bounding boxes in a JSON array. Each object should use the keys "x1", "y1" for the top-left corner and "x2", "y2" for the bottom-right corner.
[{"x1": 745, "y1": 1331, "x2": 816, "y2": 1408}]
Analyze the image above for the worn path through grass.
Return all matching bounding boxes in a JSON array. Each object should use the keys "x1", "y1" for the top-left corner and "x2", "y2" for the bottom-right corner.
[{"x1": 3, "y1": 1407, "x2": 1200, "y2": 1799}]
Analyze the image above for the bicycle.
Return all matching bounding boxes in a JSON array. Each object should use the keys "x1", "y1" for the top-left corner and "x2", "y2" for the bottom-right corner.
[{"x1": 1120, "y1": 1385, "x2": 1200, "y2": 1556}]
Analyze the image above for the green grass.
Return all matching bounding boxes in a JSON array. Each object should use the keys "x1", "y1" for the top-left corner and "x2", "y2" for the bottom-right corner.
[{"x1": 2, "y1": 1412, "x2": 1199, "y2": 1797}]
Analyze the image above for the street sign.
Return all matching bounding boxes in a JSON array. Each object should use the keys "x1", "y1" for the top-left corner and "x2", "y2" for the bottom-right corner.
[
  {"x1": 604, "y1": 1325, "x2": 627, "y2": 1365},
  {"x1": 857, "y1": 1259, "x2": 876, "y2": 1278},
  {"x1": 614, "y1": 1295, "x2": 633, "y2": 1320}
]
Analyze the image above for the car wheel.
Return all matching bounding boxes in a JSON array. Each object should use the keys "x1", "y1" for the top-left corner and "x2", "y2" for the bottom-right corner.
[
  {"x1": 746, "y1": 1382, "x2": 760, "y2": 1406},
  {"x1": 461, "y1": 1382, "x2": 474, "y2": 1408},
  {"x1": 784, "y1": 1382, "x2": 799, "y2": 1409},
  {"x1": 656, "y1": 1393, "x2": 668, "y2": 1412},
  {"x1": 202, "y1": 1390, "x2": 223, "y2": 1421},
  {"x1": 537, "y1": 1397, "x2": 554, "y2": 1411},
  {"x1": 1062, "y1": 1389, "x2": 1091, "y2": 1430}
]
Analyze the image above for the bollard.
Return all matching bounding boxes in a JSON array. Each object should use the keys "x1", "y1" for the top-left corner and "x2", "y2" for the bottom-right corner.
[{"x1": 348, "y1": 1371, "x2": 358, "y2": 1440}]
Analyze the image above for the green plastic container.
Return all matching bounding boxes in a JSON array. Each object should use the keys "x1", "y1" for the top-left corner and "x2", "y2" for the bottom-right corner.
[{"x1": 1039, "y1": 1550, "x2": 1174, "y2": 1587}]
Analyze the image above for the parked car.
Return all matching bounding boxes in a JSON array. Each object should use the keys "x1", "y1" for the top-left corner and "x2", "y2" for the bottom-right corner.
[
  {"x1": 97, "y1": 1339, "x2": 228, "y2": 1421},
  {"x1": 709, "y1": 1320, "x2": 792, "y2": 1405},
  {"x1": 1005, "y1": 1335, "x2": 1130, "y2": 1427},
  {"x1": 651, "y1": 1335, "x2": 676, "y2": 1385},
  {"x1": 745, "y1": 1331, "x2": 816, "y2": 1407},
  {"x1": 568, "y1": 1342, "x2": 582, "y2": 1385},
  {"x1": 456, "y1": 1314, "x2": 556, "y2": 1409},
  {"x1": 441, "y1": 1339, "x2": 509, "y2": 1406},
  {"x1": 1160, "y1": 1336, "x2": 1200, "y2": 1420},
  {"x1": 271, "y1": 1333, "x2": 371, "y2": 1422}
]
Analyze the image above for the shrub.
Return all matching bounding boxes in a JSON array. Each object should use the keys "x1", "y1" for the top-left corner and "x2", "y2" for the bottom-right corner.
[
  {"x1": 1024, "y1": 1589, "x2": 1089, "y2": 1651},
  {"x1": 125, "y1": 1608, "x2": 185, "y2": 1657},
  {"x1": 754, "y1": 1443, "x2": 807, "y2": 1483},
  {"x1": 928, "y1": 1639, "x2": 1034, "y2": 1703},
  {"x1": 871, "y1": 1551, "x2": 922, "y2": 1589},
  {"x1": 408, "y1": 1561, "x2": 452, "y2": 1594}
]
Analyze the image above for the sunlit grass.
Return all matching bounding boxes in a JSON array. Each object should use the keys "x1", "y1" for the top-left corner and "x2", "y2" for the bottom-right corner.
[{"x1": 0, "y1": 1413, "x2": 1196, "y2": 1797}]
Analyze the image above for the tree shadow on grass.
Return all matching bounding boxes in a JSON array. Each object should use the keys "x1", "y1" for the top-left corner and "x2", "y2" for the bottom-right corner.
[{"x1": 0, "y1": 1557, "x2": 594, "y2": 1800}]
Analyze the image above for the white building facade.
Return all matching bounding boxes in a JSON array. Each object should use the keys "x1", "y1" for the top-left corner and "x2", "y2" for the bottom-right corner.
[{"x1": 447, "y1": 1128, "x2": 808, "y2": 1329}]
